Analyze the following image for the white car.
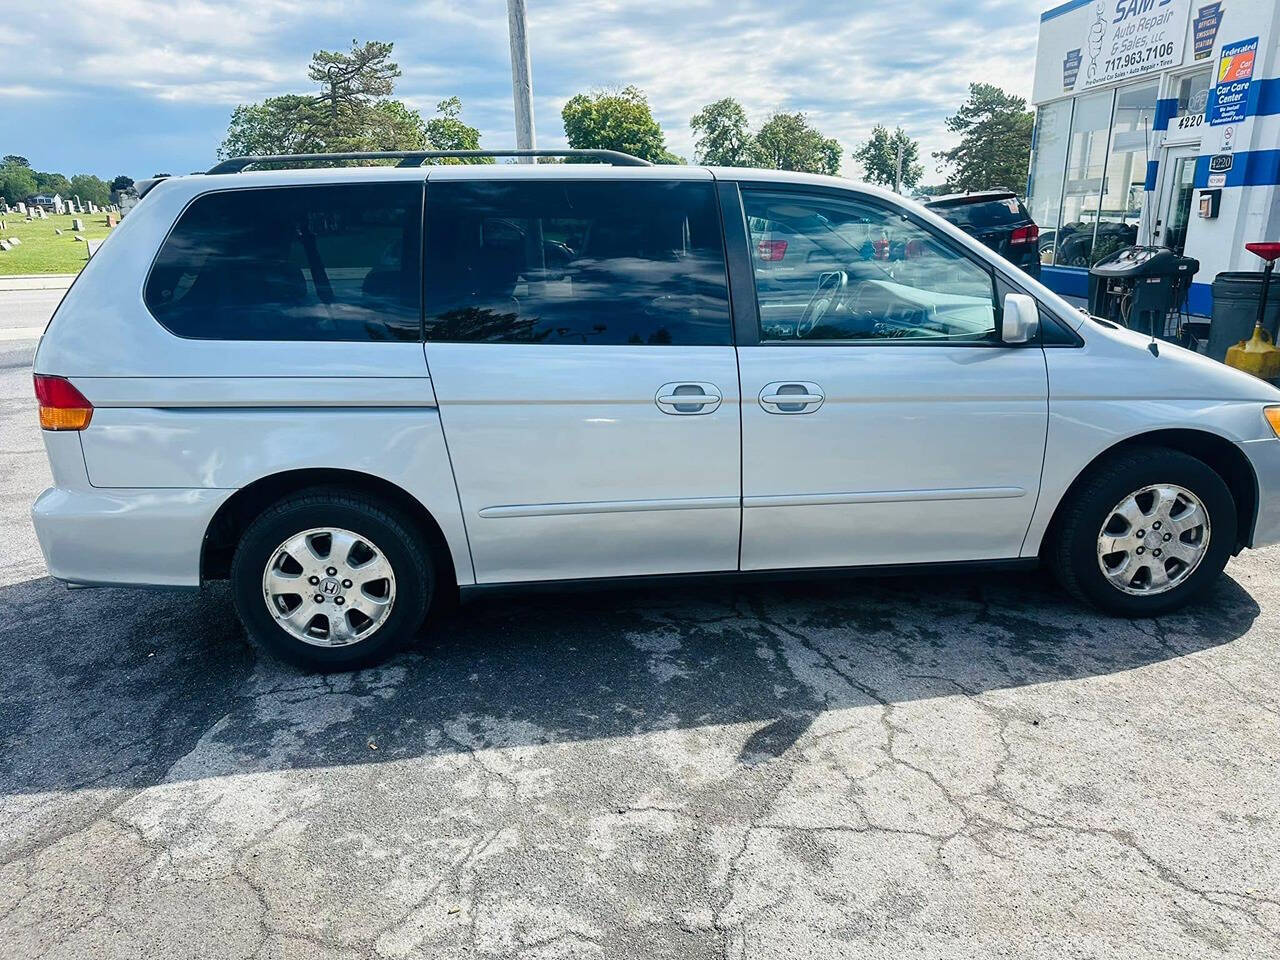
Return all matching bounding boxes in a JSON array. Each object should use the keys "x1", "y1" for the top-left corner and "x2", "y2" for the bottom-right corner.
[{"x1": 30, "y1": 149, "x2": 1280, "y2": 669}]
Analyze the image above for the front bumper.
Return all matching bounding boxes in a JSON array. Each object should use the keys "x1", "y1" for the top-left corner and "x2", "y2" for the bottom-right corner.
[
  {"x1": 32, "y1": 485, "x2": 233, "y2": 588},
  {"x1": 1241, "y1": 437, "x2": 1280, "y2": 549}
]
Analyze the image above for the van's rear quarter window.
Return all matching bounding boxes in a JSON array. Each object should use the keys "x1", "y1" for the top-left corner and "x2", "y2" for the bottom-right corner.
[{"x1": 144, "y1": 183, "x2": 423, "y2": 342}]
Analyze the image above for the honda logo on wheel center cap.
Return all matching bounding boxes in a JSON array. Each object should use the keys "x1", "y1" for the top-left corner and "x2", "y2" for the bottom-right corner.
[{"x1": 320, "y1": 578, "x2": 341, "y2": 596}]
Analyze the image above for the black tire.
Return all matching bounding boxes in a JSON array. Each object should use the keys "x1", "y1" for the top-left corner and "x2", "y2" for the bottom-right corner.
[
  {"x1": 231, "y1": 488, "x2": 433, "y2": 670},
  {"x1": 1049, "y1": 447, "x2": 1236, "y2": 617}
]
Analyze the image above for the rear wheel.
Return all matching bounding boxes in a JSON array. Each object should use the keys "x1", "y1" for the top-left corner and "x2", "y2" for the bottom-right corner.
[
  {"x1": 1050, "y1": 447, "x2": 1236, "y2": 616},
  {"x1": 231, "y1": 489, "x2": 432, "y2": 670}
]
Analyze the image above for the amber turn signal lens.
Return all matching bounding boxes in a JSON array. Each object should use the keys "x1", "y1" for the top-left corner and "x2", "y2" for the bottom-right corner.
[
  {"x1": 1265, "y1": 406, "x2": 1280, "y2": 438},
  {"x1": 38, "y1": 406, "x2": 93, "y2": 431}
]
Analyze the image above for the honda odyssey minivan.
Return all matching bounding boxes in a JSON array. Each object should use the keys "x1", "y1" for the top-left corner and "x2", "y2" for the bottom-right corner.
[{"x1": 30, "y1": 149, "x2": 1280, "y2": 669}]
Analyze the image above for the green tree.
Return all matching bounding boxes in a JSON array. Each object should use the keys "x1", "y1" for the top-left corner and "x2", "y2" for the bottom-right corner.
[
  {"x1": 690, "y1": 98, "x2": 753, "y2": 166},
  {"x1": 220, "y1": 95, "x2": 330, "y2": 157},
  {"x1": 933, "y1": 83, "x2": 1034, "y2": 193},
  {"x1": 2, "y1": 155, "x2": 30, "y2": 168},
  {"x1": 0, "y1": 162, "x2": 36, "y2": 204},
  {"x1": 33, "y1": 171, "x2": 72, "y2": 197},
  {"x1": 747, "y1": 112, "x2": 841, "y2": 175},
  {"x1": 110, "y1": 175, "x2": 135, "y2": 195},
  {"x1": 308, "y1": 40, "x2": 400, "y2": 123},
  {"x1": 217, "y1": 39, "x2": 459, "y2": 160},
  {"x1": 422, "y1": 96, "x2": 491, "y2": 162},
  {"x1": 69, "y1": 174, "x2": 111, "y2": 206},
  {"x1": 561, "y1": 86, "x2": 681, "y2": 164},
  {"x1": 851, "y1": 124, "x2": 923, "y2": 191}
]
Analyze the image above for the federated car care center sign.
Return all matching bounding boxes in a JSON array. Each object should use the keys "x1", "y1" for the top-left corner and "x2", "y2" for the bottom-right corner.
[
  {"x1": 1207, "y1": 37, "x2": 1259, "y2": 125},
  {"x1": 1034, "y1": 0, "x2": 1191, "y2": 102}
]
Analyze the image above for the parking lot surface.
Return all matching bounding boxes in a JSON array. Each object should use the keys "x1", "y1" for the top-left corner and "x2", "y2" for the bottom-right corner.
[{"x1": 1, "y1": 290, "x2": 1278, "y2": 959}]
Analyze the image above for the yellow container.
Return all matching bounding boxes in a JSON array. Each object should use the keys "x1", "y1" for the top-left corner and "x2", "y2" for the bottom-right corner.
[{"x1": 1226, "y1": 324, "x2": 1280, "y2": 380}]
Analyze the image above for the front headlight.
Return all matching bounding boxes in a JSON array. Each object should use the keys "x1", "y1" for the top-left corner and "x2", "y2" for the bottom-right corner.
[{"x1": 1265, "y1": 406, "x2": 1280, "y2": 438}]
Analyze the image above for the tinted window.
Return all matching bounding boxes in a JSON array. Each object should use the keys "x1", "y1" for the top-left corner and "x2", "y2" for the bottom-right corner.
[
  {"x1": 145, "y1": 183, "x2": 422, "y2": 341},
  {"x1": 744, "y1": 190, "x2": 998, "y2": 343},
  {"x1": 929, "y1": 197, "x2": 1027, "y2": 230},
  {"x1": 424, "y1": 180, "x2": 731, "y2": 345}
]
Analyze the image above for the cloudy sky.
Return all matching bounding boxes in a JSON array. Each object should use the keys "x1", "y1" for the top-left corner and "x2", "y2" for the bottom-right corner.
[{"x1": 1, "y1": 0, "x2": 1041, "y2": 182}]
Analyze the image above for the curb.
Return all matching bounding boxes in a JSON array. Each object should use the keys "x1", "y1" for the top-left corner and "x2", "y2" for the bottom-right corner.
[{"x1": 0, "y1": 274, "x2": 77, "y2": 291}]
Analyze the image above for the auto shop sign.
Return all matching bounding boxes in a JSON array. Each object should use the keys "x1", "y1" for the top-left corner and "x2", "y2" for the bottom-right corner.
[
  {"x1": 1207, "y1": 37, "x2": 1259, "y2": 125},
  {"x1": 1035, "y1": 0, "x2": 1192, "y2": 102}
]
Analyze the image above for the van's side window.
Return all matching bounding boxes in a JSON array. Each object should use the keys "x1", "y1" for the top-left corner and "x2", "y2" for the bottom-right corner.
[
  {"x1": 424, "y1": 180, "x2": 731, "y2": 346},
  {"x1": 743, "y1": 190, "x2": 998, "y2": 344},
  {"x1": 144, "y1": 183, "x2": 422, "y2": 341}
]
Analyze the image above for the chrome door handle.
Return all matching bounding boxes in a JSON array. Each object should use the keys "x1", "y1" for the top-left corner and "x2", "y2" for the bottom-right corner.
[
  {"x1": 655, "y1": 382, "x2": 722, "y2": 415},
  {"x1": 761, "y1": 393, "x2": 824, "y2": 404},
  {"x1": 760, "y1": 381, "x2": 824, "y2": 414}
]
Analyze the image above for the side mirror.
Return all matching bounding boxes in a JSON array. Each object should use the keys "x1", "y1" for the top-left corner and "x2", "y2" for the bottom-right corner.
[{"x1": 1002, "y1": 293, "x2": 1040, "y2": 344}]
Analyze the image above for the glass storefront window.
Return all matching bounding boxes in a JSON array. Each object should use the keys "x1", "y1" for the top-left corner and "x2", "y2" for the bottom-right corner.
[
  {"x1": 1026, "y1": 100, "x2": 1072, "y2": 266},
  {"x1": 1175, "y1": 69, "x2": 1213, "y2": 115},
  {"x1": 1093, "y1": 80, "x2": 1158, "y2": 264},
  {"x1": 1055, "y1": 90, "x2": 1113, "y2": 266}
]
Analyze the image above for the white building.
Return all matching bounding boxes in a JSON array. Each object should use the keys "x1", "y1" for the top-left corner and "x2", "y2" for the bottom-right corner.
[{"x1": 1029, "y1": 0, "x2": 1279, "y2": 314}]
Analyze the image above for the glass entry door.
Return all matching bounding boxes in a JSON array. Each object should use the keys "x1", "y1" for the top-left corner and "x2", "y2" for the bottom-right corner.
[{"x1": 1155, "y1": 146, "x2": 1198, "y2": 255}]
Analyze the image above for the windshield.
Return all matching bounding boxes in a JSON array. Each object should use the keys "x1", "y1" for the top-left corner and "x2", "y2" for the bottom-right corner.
[{"x1": 929, "y1": 197, "x2": 1026, "y2": 230}]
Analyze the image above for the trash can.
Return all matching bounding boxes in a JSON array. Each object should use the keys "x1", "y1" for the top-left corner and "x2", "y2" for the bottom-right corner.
[
  {"x1": 1089, "y1": 246, "x2": 1199, "y2": 340},
  {"x1": 1209, "y1": 272, "x2": 1280, "y2": 362}
]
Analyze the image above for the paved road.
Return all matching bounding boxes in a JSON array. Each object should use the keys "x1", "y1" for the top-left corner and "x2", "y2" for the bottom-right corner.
[{"x1": 1, "y1": 288, "x2": 1278, "y2": 959}]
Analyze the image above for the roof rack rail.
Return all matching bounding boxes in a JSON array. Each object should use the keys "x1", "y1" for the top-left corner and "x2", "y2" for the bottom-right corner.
[{"x1": 206, "y1": 148, "x2": 653, "y2": 175}]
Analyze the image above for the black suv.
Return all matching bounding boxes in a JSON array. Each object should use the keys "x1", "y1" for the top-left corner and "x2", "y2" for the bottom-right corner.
[{"x1": 924, "y1": 191, "x2": 1040, "y2": 279}]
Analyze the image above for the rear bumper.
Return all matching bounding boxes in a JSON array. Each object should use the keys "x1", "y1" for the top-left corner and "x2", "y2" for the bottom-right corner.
[
  {"x1": 1241, "y1": 437, "x2": 1280, "y2": 549},
  {"x1": 32, "y1": 485, "x2": 232, "y2": 588}
]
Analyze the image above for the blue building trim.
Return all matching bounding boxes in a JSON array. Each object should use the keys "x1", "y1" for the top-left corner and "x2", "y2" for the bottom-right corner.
[
  {"x1": 1041, "y1": 265, "x2": 1090, "y2": 298},
  {"x1": 1194, "y1": 149, "x2": 1280, "y2": 188},
  {"x1": 1153, "y1": 98, "x2": 1179, "y2": 131},
  {"x1": 1041, "y1": 0, "x2": 1093, "y2": 22},
  {"x1": 1144, "y1": 160, "x2": 1160, "y2": 191},
  {"x1": 1257, "y1": 77, "x2": 1280, "y2": 117},
  {"x1": 1041, "y1": 266, "x2": 1215, "y2": 318}
]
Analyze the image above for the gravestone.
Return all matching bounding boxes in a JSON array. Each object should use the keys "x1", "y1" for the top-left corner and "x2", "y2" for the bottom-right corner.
[
  {"x1": 71, "y1": 217, "x2": 84, "y2": 231},
  {"x1": 0, "y1": 240, "x2": 10, "y2": 252},
  {"x1": 14, "y1": 202, "x2": 25, "y2": 214},
  {"x1": 9, "y1": 237, "x2": 20, "y2": 245},
  {"x1": 54, "y1": 228, "x2": 62, "y2": 235},
  {"x1": 89, "y1": 203, "x2": 98, "y2": 213},
  {"x1": 106, "y1": 213, "x2": 119, "y2": 227},
  {"x1": 86, "y1": 237, "x2": 103, "y2": 257}
]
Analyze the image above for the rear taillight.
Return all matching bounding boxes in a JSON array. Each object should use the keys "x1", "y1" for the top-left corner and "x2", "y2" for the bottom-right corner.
[
  {"x1": 1010, "y1": 224, "x2": 1040, "y2": 245},
  {"x1": 34, "y1": 375, "x2": 93, "y2": 431},
  {"x1": 757, "y1": 239, "x2": 788, "y2": 262}
]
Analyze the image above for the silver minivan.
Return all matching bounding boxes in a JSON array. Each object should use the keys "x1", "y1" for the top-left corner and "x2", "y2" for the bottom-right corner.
[{"x1": 30, "y1": 149, "x2": 1280, "y2": 669}]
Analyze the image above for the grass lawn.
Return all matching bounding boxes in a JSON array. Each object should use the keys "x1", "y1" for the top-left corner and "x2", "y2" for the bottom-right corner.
[{"x1": 0, "y1": 212, "x2": 117, "y2": 275}]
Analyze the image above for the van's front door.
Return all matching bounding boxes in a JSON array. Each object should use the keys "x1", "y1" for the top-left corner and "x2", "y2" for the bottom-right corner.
[
  {"x1": 422, "y1": 171, "x2": 741, "y2": 584},
  {"x1": 730, "y1": 185, "x2": 1048, "y2": 571}
]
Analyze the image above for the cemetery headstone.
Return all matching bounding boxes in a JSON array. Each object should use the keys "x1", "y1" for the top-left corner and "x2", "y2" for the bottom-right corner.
[
  {"x1": 71, "y1": 218, "x2": 84, "y2": 231},
  {"x1": 0, "y1": 240, "x2": 11, "y2": 252}
]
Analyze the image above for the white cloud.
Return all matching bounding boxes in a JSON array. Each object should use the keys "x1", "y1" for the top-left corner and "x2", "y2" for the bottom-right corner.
[{"x1": 8, "y1": 0, "x2": 1041, "y2": 181}]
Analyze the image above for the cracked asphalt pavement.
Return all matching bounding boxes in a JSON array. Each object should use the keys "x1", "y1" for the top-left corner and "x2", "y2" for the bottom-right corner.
[{"x1": 2, "y1": 290, "x2": 1279, "y2": 958}]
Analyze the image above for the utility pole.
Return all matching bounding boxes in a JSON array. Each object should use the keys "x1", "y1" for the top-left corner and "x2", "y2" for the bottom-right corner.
[
  {"x1": 894, "y1": 136, "x2": 904, "y2": 194},
  {"x1": 506, "y1": 0, "x2": 536, "y2": 161}
]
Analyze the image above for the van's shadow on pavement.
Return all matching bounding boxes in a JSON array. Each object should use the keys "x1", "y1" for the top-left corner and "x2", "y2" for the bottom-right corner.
[{"x1": 0, "y1": 569, "x2": 1261, "y2": 796}]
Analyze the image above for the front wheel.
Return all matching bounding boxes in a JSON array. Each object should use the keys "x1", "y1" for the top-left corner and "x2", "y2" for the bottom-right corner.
[
  {"x1": 1049, "y1": 447, "x2": 1236, "y2": 616},
  {"x1": 231, "y1": 489, "x2": 432, "y2": 670}
]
